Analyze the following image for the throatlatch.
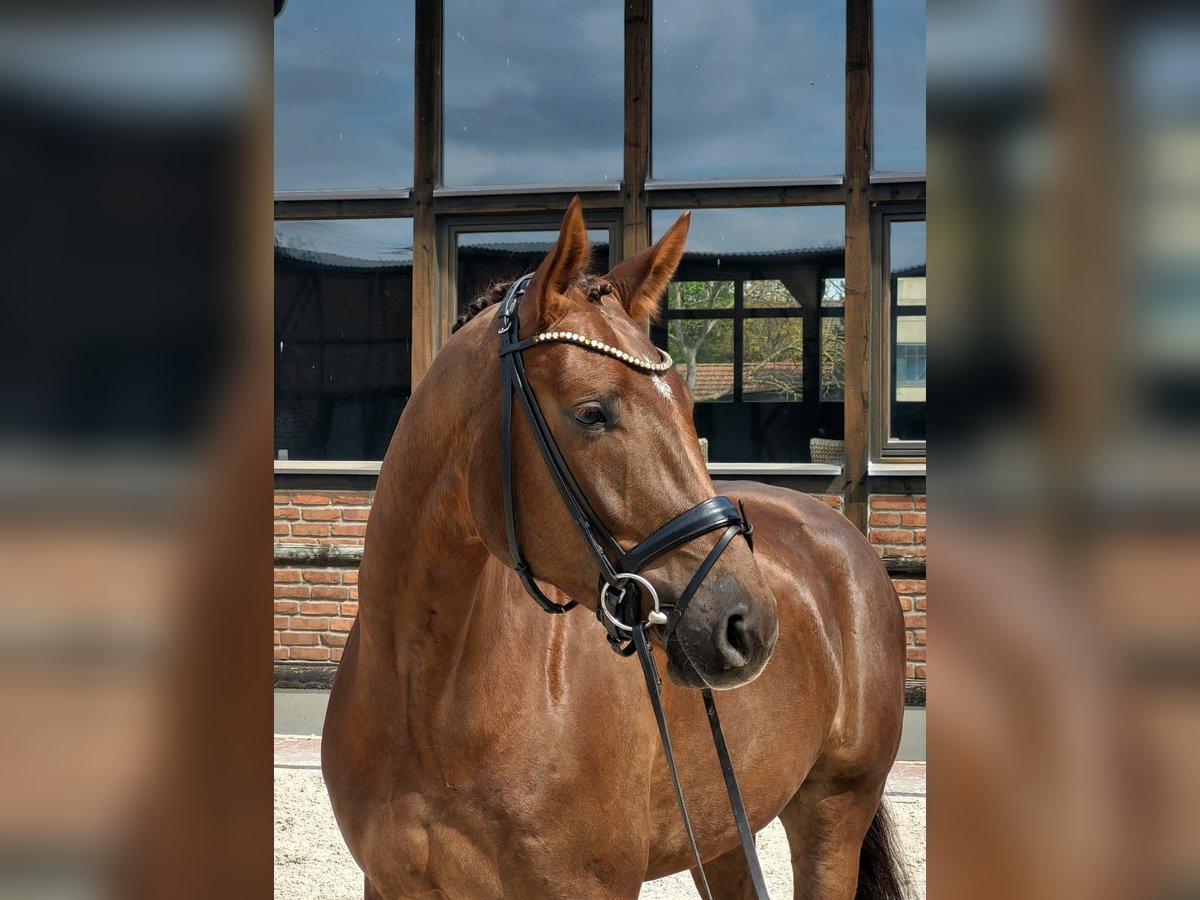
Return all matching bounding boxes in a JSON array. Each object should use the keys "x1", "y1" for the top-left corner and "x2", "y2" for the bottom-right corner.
[{"x1": 495, "y1": 274, "x2": 769, "y2": 899}]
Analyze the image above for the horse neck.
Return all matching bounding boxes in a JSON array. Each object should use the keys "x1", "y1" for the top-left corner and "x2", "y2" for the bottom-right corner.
[{"x1": 355, "y1": 324, "x2": 507, "y2": 673}]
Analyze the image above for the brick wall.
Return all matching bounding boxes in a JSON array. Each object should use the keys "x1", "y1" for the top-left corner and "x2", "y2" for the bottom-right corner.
[
  {"x1": 274, "y1": 489, "x2": 926, "y2": 680},
  {"x1": 869, "y1": 494, "x2": 927, "y2": 680}
]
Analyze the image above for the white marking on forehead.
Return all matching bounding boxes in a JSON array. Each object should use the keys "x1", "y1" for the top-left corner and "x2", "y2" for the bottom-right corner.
[{"x1": 652, "y1": 375, "x2": 673, "y2": 401}]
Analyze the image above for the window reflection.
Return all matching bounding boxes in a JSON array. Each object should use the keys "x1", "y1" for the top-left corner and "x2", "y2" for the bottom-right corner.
[
  {"x1": 653, "y1": 0, "x2": 844, "y2": 180},
  {"x1": 274, "y1": 0, "x2": 414, "y2": 191},
  {"x1": 888, "y1": 220, "x2": 926, "y2": 442},
  {"x1": 443, "y1": 0, "x2": 622, "y2": 186},
  {"x1": 274, "y1": 220, "x2": 413, "y2": 460},
  {"x1": 651, "y1": 208, "x2": 845, "y2": 463},
  {"x1": 874, "y1": 0, "x2": 926, "y2": 174}
]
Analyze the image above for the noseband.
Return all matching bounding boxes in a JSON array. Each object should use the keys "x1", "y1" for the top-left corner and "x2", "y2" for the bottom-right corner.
[{"x1": 496, "y1": 273, "x2": 770, "y2": 899}]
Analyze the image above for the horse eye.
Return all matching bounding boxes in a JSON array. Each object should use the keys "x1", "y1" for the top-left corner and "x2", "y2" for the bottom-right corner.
[{"x1": 573, "y1": 404, "x2": 607, "y2": 427}]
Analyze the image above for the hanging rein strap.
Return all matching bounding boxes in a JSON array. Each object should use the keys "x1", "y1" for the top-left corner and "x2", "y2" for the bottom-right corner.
[{"x1": 496, "y1": 274, "x2": 769, "y2": 898}]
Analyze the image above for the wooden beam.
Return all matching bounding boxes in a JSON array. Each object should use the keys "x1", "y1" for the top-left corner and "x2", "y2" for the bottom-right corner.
[
  {"x1": 843, "y1": 0, "x2": 873, "y2": 534},
  {"x1": 274, "y1": 196, "x2": 413, "y2": 220},
  {"x1": 646, "y1": 182, "x2": 844, "y2": 209},
  {"x1": 411, "y1": 0, "x2": 442, "y2": 385},
  {"x1": 431, "y1": 187, "x2": 621, "y2": 216},
  {"x1": 622, "y1": 0, "x2": 651, "y2": 258},
  {"x1": 867, "y1": 180, "x2": 925, "y2": 204}
]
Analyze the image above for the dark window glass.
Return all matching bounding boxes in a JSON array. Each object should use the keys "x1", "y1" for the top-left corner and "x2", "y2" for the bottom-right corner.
[
  {"x1": 275, "y1": 220, "x2": 413, "y2": 460},
  {"x1": 653, "y1": 0, "x2": 844, "y2": 181},
  {"x1": 650, "y1": 208, "x2": 845, "y2": 463},
  {"x1": 274, "y1": 0, "x2": 414, "y2": 192},
  {"x1": 444, "y1": 0, "x2": 622, "y2": 187},
  {"x1": 888, "y1": 219, "x2": 926, "y2": 442},
  {"x1": 874, "y1": 0, "x2": 926, "y2": 174},
  {"x1": 455, "y1": 229, "x2": 611, "y2": 316}
]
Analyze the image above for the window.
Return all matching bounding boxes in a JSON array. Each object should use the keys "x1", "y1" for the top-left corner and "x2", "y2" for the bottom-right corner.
[
  {"x1": 650, "y1": 208, "x2": 846, "y2": 463},
  {"x1": 443, "y1": 0, "x2": 623, "y2": 187},
  {"x1": 877, "y1": 216, "x2": 926, "y2": 453},
  {"x1": 274, "y1": 219, "x2": 413, "y2": 460},
  {"x1": 652, "y1": 0, "x2": 844, "y2": 181},
  {"x1": 273, "y1": 0, "x2": 414, "y2": 192},
  {"x1": 874, "y1": 0, "x2": 926, "y2": 175}
]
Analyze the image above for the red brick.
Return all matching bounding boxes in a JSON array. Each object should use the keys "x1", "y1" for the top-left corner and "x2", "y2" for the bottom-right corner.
[
  {"x1": 869, "y1": 512, "x2": 901, "y2": 527},
  {"x1": 914, "y1": 631, "x2": 926, "y2": 646},
  {"x1": 330, "y1": 617, "x2": 355, "y2": 632},
  {"x1": 275, "y1": 506, "x2": 300, "y2": 521},
  {"x1": 903, "y1": 613, "x2": 926, "y2": 629},
  {"x1": 905, "y1": 662, "x2": 916, "y2": 679},
  {"x1": 872, "y1": 529, "x2": 913, "y2": 545},
  {"x1": 885, "y1": 546, "x2": 925, "y2": 558},
  {"x1": 273, "y1": 523, "x2": 289, "y2": 536},
  {"x1": 900, "y1": 511, "x2": 926, "y2": 527},
  {"x1": 891, "y1": 579, "x2": 926, "y2": 594},
  {"x1": 342, "y1": 508, "x2": 371, "y2": 521},
  {"x1": 915, "y1": 597, "x2": 926, "y2": 611},
  {"x1": 274, "y1": 568, "x2": 301, "y2": 583},
  {"x1": 326, "y1": 537, "x2": 364, "y2": 545},
  {"x1": 274, "y1": 492, "x2": 290, "y2": 505},
  {"x1": 819, "y1": 495, "x2": 841, "y2": 508},
  {"x1": 302, "y1": 570, "x2": 341, "y2": 584},
  {"x1": 299, "y1": 600, "x2": 340, "y2": 616},
  {"x1": 897, "y1": 596, "x2": 912, "y2": 611},
  {"x1": 915, "y1": 496, "x2": 926, "y2": 509},
  {"x1": 332, "y1": 492, "x2": 371, "y2": 505},
  {"x1": 290, "y1": 647, "x2": 331, "y2": 661},
  {"x1": 274, "y1": 585, "x2": 310, "y2": 599},
  {"x1": 292, "y1": 492, "x2": 330, "y2": 505},
  {"x1": 348, "y1": 586, "x2": 358, "y2": 600},
  {"x1": 312, "y1": 585, "x2": 349, "y2": 600},
  {"x1": 273, "y1": 601, "x2": 299, "y2": 614},
  {"x1": 301, "y1": 508, "x2": 340, "y2": 522},
  {"x1": 871, "y1": 496, "x2": 915, "y2": 510},
  {"x1": 292, "y1": 523, "x2": 331, "y2": 537},
  {"x1": 274, "y1": 646, "x2": 289, "y2": 660},
  {"x1": 281, "y1": 631, "x2": 318, "y2": 646},
  {"x1": 290, "y1": 617, "x2": 329, "y2": 631},
  {"x1": 331, "y1": 523, "x2": 367, "y2": 537},
  {"x1": 914, "y1": 664, "x2": 926, "y2": 678},
  {"x1": 906, "y1": 647, "x2": 926, "y2": 662},
  {"x1": 321, "y1": 632, "x2": 348, "y2": 647},
  {"x1": 273, "y1": 615, "x2": 289, "y2": 629},
  {"x1": 341, "y1": 601, "x2": 359, "y2": 616},
  {"x1": 342, "y1": 571, "x2": 358, "y2": 584},
  {"x1": 330, "y1": 647, "x2": 344, "y2": 662},
  {"x1": 915, "y1": 531, "x2": 926, "y2": 544}
]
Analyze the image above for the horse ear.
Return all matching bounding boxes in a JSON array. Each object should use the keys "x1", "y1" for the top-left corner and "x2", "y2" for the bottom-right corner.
[
  {"x1": 604, "y1": 211, "x2": 691, "y2": 324},
  {"x1": 526, "y1": 196, "x2": 591, "y2": 330}
]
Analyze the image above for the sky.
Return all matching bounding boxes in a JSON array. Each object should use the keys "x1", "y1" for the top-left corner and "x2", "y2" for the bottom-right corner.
[{"x1": 274, "y1": 0, "x2": 925, "y2": 192}]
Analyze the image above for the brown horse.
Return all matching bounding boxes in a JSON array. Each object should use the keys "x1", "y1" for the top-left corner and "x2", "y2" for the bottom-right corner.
[{"x1": 322, "y1": 198, "x2": 907, "y2": 899}]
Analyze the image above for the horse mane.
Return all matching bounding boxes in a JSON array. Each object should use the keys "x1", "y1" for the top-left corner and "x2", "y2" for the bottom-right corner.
[{"x1": 451, "y1": 273, "x2": 614, "y2": 334}]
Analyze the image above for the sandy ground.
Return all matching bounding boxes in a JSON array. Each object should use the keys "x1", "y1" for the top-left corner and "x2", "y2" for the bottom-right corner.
[{"x1": 275, "y1": 737, "x2": 925, "y2": 899}]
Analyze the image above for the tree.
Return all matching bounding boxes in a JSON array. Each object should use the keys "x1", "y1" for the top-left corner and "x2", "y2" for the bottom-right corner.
[{"x1": 666, "y1": 281, "x2": 733, "y2": 394}]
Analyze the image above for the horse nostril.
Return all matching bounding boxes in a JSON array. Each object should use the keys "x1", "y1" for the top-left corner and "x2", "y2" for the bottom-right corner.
[{"x1": 715, "y1": 613, "x2": 752, "y2": 670}]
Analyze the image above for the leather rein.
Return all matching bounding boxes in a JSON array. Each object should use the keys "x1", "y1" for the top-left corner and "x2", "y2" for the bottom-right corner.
[{"x1": 496, "y1": 274, "x2": 770, "y2": 899}]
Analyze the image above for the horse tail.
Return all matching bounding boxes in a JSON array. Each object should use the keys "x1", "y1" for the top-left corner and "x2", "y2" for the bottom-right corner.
[{"x1": 855, "y1": 802, "x2": 909, "y2": 900}]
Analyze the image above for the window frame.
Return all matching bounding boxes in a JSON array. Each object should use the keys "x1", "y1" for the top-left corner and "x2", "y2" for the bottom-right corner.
[
  {"x1": 871, "y1": 206, "x2": 927, "y2": 462},
  {"x1": 272, "y1": 0, "x2": 927, "y2": 520}
]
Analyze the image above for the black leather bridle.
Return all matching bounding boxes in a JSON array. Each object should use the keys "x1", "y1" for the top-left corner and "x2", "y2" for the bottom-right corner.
[{"x1": 496, "y1": 273, "x2": 770, "y2": 899}]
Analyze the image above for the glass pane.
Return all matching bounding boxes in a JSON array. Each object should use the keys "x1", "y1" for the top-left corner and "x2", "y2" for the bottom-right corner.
[
  {"x1": 666, "y1": 280, "x2": 734, "y2": 311},
  {"x1": 744, "y1": 319, "x2": 804, "y2": 402},
  {"x1": 889, "y1": 220, "x2": 926, "y2": 442},
  {"x1": 744, "y1": 280, "x2": 801, "y2": 310},
  {"x1": 821, "y1": 317, "x2": 845, "y2": 401},
  {"x1": 668, "y1": 320, "x2": 733, "y2": 402},
  {"x1": 822, "y1": 277, "x2": 846, "y2": 307},
  {"x1": 874, "y1": 0, "x2": 926, "y2": 174},
  {"x1": 456, "y1": 230, "x2": 610, "y2": 316},
  {"x1": 275, "y1": 220, "x2": 413, "y2": 460},
  {"x1": 444, "y1": 0, "x2": 622, "y2": 186},
  {"x1": 651, "y1": 207, "x2": 846, "y2": 463},
  {"x1": 274, "y1": 0, "x2": 414, "y2": 192},
  {"x1": 653, "y1": 0, "x2": 844, "y2": 180}
]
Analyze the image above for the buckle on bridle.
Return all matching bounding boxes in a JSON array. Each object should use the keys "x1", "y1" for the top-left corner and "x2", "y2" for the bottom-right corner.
[{"x1": 598, "y1": 572, "x2": 669, "y2": 633}]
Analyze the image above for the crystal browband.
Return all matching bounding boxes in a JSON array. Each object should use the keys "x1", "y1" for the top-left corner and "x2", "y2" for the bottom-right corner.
[{"x1": 528, "y1": 330, "x2": 674, "y2": 373}]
